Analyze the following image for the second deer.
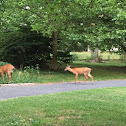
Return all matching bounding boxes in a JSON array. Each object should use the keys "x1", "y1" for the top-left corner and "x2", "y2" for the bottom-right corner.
[
  {"x1": 64, "y1": 65, "x2": 94, "y2": 85},
  {"x1": 0, "y1": 64, "x2": 15, "y2": 83}
]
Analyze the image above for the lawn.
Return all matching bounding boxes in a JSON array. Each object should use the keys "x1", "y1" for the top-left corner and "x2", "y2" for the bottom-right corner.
[
  {"x1": 71, "y1": 51, "x2": 123, "y2": 61},
  {"x1": 0, "y1": 52, "x2": 126, "y2": 126},
  {"x1": 0, "y1": 51, "x2": 126, "y2": 84},
  {"x1": 0, "y1": 87, "x2": 126, "y2": 126},
  {"x1": 0, "y1": 61, "x2": 126, "y2": 84}
]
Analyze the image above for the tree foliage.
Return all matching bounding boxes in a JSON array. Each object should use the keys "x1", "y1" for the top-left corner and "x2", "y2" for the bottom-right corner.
[
  {"x1": 0, "y1": 0, "x2": 126, "y2": 69},
  {"x1": 61, "y1": 0, "x2": 126, "y2": 52},
  {"x1": 0, "y1": 26, "x2": 52, "y2": 68}
]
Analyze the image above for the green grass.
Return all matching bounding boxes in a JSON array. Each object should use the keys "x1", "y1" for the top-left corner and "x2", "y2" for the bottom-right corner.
[
  {"x1": 0, "y1": 51, "x2": 126, "y2": 84},
  {"x1": 0, "y1": 61, "x2": 126, "y2": 84},
  {"x1": 71, "y1": 51, "x2": 123, "y2": 60},
  {"x1": 39, "y1": 61, "x2": 126, "y2": 83},
  {"x1": 0, "y1": 87, "x2": 126, "y2": 126},
  {"x1": 71, "y1": 61, "x2": 126, "y2": 81}
]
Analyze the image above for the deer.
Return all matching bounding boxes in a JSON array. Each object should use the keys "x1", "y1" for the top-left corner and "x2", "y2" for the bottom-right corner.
[
  {"x1": 64, "y1": 65, "x2": 94, "y2": 85},
  {"x1": 0, "y1": 64, "x2": 15, "y2": 83}
]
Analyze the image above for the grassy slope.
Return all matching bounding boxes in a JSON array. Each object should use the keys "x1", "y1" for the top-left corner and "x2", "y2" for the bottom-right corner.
[{"x1": 0, "y1": 87, "x2": 126, "y2": 126}]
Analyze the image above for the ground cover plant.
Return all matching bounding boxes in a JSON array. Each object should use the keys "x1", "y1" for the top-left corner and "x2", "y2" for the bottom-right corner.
[{"x1": 0, "y1": 87, "x2": 126, "y2": 126}]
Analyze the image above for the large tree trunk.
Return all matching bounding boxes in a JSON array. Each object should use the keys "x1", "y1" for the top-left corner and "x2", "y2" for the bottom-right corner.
[{"x1": 50, "y1": 31, "x2": 59, "y2": 70}]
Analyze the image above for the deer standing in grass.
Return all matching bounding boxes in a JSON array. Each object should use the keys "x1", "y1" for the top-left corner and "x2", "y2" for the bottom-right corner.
[
  {"x1": 0, "y1": 64, "x2": 15, "y2": 83},
  {"x1": 64, "y1": 65, "x2": 94, "y2": 85}
]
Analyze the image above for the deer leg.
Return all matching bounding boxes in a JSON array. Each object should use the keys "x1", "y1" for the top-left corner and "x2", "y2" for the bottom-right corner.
[
  {"x1": 7, "y1": 72, "x2": 12, "y2": 83},
  {"x1": 1, "y1": 73, "x2": 4, "y2": 81},
  {"x1": 90, "y1": 75, "x2": 94, "y2": 85},
  {"x1": 83, "y1": 73, "x2": 88, "y2": 85},
  {"x1": 88, "y1": 71, "x2": 94, "y2": 85},
  {"x1": 75, "y1": 73, "x2": 78, "y2": 84},
  {"x1": 5, "y1": 73, "x2": 8, "y2": 79}
]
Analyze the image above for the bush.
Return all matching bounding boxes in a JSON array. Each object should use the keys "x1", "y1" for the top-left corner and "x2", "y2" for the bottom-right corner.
[{"x1": 0, "y1": 26, "x2": 52, "y2": 69}]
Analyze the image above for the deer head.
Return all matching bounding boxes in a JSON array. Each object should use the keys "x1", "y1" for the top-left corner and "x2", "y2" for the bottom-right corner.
[{"x1": 64, "y1": 65, "x2": 71, "y2": 71}]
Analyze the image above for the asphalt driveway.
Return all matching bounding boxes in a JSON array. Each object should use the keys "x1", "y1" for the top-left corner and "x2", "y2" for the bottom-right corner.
[{"x1": 0, "y1": 80, "x2": 126, "y2": 100}]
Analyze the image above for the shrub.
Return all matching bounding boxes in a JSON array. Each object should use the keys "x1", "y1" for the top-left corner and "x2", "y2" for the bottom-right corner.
[{"x1": 0, "y1": 26, "x2": 52, "y2": 69}]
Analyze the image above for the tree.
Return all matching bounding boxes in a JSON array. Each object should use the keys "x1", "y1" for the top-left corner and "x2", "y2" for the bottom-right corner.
[
  {"x1": 1, "y1": 0, "x2": 126, "y2": 70},
  {"x1": 2, "y1": 0, "x2": 86, "y2": 69},
  {"x1": 83, "y1": 0, "x2": 126, "y2": 52},
  {"x1": 61, "y1": 0, "x2": 126, "y2": 53}
]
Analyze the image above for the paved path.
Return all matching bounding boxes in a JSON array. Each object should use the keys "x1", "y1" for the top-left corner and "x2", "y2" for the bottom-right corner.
[{"x1": 0, "y1": 80, "x2": 126, "y2": 100}]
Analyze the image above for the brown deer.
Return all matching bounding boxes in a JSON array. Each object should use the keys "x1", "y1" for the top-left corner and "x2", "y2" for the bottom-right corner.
[
  {"x1": 0, "y1": 64, "x2": 15, "y2": 83},
  {"x1": 64, "y1": 65, "x2": 94, "y2": 85}
]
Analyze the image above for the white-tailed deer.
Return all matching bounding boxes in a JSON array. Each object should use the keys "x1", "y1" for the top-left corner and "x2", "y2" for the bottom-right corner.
[
  {"x1": 64, "y1": 65, "x2": 94, "y2": 85},
  {"x1": 0, "y1": 64, "x2": 15, "y2": 83}
]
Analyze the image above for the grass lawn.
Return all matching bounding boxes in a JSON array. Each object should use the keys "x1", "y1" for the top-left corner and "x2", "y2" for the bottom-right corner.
[
  {"x1": 0, "y1": 51, "x2": 126, "y2": 84},
  {"x1": 0, "y1": 87, "x2": 126, "y2": 126},
  {"x1": 38, "y1": 61, "x2": 126, "y2": 84},
  {"x1": 0, "y1": 61, "x2": 126, "y2": 84},
  {"x1": 71, "y1": 51, "x2": 123, "y2": 60}
]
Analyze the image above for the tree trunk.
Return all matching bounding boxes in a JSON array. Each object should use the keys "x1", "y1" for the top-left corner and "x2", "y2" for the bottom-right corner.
[
  {"x1": 120, "y1": 43, "x2": 126, "y2": 52},
  {"x1": 50, "y1": 31, "x2": 59, "y2": 70}
]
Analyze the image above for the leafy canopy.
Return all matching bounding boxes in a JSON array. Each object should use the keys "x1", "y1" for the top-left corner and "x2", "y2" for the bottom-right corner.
[{"x1": 1, "y1": 0, "x2": 126, "y2": 51}]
